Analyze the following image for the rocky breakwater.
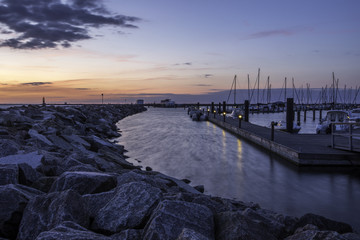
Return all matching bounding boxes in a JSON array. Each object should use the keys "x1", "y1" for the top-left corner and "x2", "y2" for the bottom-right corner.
[{"x1": 0, "y1": 104, "x2": 359, "y2": 240}]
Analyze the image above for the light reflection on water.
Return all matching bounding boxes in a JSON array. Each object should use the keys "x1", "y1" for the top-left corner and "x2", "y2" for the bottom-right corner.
[{"x1": 116, "y1": 107, "x2": 360, "y2": 231}]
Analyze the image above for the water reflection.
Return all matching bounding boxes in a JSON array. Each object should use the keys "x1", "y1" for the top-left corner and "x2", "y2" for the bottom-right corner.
[{"x1": 116, "y1": 107, "x2": 360, "y2": 231}]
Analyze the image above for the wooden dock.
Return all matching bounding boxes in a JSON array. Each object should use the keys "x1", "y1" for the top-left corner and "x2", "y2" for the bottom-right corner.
[{"x1": 208, "y1": 114, "x2": 360, "y2": 166}]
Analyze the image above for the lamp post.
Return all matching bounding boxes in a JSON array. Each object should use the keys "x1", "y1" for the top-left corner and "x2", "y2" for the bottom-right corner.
[
  {"x1": 238, "y1": 114, "x2": 243, "y2": 128},
  {"x1": 213, "y1": 110, "x2": 216, "y2": 118},
  {"x1": 223, "y1": 112, "x2": 226, "y2": 122},
  {"x1": 207, "y1": 108, "x2": 210, "y2": 116},
  {"x1": 101, "y1": 93, "x2": 104, "y2": 105}
]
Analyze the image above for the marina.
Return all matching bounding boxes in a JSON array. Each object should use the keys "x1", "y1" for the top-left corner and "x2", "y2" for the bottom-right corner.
[
  {"x1": 208, "y1": 113, "x2": 360, "y2": 166},
  {"x1": 116, "y1": 107, "x2": 360, "y2": 232}
]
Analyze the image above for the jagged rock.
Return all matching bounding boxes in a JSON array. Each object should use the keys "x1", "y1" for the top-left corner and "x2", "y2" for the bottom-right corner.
[
  {"x1": 98, "y1": 147, "x2": 139, "y2": 170},
  {"x1": 242, "y1": 207, "x2": 297, "y2": 238},
  {"x1": 284, "y1": 224, "x2": 360, "y2": 240},
  {"x1": 0, "y1": 164, "x2": 18, "y2": 185},
  {"x1": 215, "y1": 210, "x2": 279, "y2": 240},
  {"x1": 0, "y1": 151, "x2": 43, "y2": 168},
  {"x1": 49, "y1": 171, "x2": 117, "y2": 195},
  {"x1": 155, "y1": 172, "x2": 202, "y2": 195},
  {"x1": 0, "y1": 184, "x2": 43, "y2": 239},
  {"x1": 47, "y1": 135, "x2": 74, "y2": 150},
  {"x1": 67, "y1": 164, "x2": 101, "y2": 173},
  {"x1": 62, "y1": 134, "x2": 91, "y2": 149},
  {"x1": 35, "y1": 221, "x2": 110, "y2": 240},
  {"x1": 194, "y1": 185, "x2": 205, "y2": 193},
  {"x1": 143, "y1": 200, "x2": 214, "y2": 240},
  {"x1": 111, "y1": 229, "x2": 143, "y2": 240},
  {"x1": 0, "y1": 139, "x2": 19, "y2": 157},
  {"x1": 18, "y1": 163, "x2": 42, "y2": 186},
  {"x1": 17, "y1": 189, "x2": 89, "y2": 240},
  {"x1": 85, "y1": 135, "x2": 115, "y2": 152},
  {"x1": 31, "y1": 176, "x2": 57, "y2": 193},
  {"x1": 28, "y1": 129, "x2": 53, "y2": 146},
  {"x1": 294, "y1": 213, "x2": 353, "y2": 234},
  {"x1": 92, "y1": 182, "x2": 162, "y2": 234},
  {"x1": 83, "y1": 190, "x2": 117, "y2": 218},
  {"x1": 116, "y1": 170, "x2": 171, "y2": 191},
  {"x1": 176, "y1": 228, "x2": 210, "y2": 240}
]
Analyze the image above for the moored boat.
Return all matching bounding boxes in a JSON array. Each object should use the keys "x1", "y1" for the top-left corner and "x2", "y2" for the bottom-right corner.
[{"x1": 316, "y1": 110, "x2": 350, "y2": 134}]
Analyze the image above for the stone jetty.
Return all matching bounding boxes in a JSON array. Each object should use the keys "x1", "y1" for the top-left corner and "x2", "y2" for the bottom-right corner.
[{"x1": 0, "y1": 104, "x2": 359, "y2": 240}]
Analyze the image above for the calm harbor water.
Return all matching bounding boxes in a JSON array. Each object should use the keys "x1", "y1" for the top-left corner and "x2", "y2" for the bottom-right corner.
[{"x1": 117, "y1": 108, "x2": 360, "y2": 230}]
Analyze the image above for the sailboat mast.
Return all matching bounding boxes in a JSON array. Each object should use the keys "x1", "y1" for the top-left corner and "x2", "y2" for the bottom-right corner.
[
  {"x1": 257, "y1": 68, "x2": 260, "y2": 104},
  {"x1": 284, "y1": 77, "x2": 287, "y2": 102},
  {"x1": 234, "y1": 75, "x2": 237, "y2": 105},
  {"x1": 247, "y1": 74, "x2": 250, "y2": 101}
]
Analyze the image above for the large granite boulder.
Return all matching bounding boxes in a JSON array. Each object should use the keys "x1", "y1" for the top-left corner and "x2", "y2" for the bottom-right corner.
[
  {"x1": 293, "y1": 213, "x2": 353, "y2": 234},
  {"x1": 242, "y1": 207, "x2": 297, "y2": 238},
  {"x1": 17, "y1": 189, "x2": 89, "y2": 240},
  {"x1": 284, "y1": 224, "x2": 360, "y2": 240},
  {"x1": 0, "y1": 184, "x2": 43, "y2": 239},
  {"x1": 0, "y1": 151, "x2": 43, "y2": 169},
  {"x1": 49, "y1": 171, "x2": 117, "y2": 195},
  {"x1": 82, "y1": 190, "x2": 117, "y2": 218},
  {"x1": 0, "y1": 139, "x2": 20, "y2": 157},
  {"x1": 18, "y1": 163, "x2": 42, "y2": 186},
  {"x1": 31, "y1": 176, "x2": 57, "y2": 193},
  {"x1": 0, "y1": 164, "x2": 18, "y2": 185},
  {"x1": 35, "y1": 221, "x2": 110, "y2": 240},
  {"x1": 143, "y1": 200, "x2": 214, "y2": 240},
  {"x1": 92, "y1": 182, "x2": 162, "y2": 234},
  {"x1": 215, "y1": 210, "x2": 280, "y2": 240}
]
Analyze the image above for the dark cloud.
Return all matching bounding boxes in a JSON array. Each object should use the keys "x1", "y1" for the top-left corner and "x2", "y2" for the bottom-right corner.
[
  {"x1": 21, "y1": 82, "x2": 52, "y2": 86},
  {"x1": 0, "y1": 0, "x2": 140, "y2": 49},
  {"x1": 246, "y1": 30, "x2": 293, "y2": 39},
  {"x1": 243, "y1": 27, "x2": 313, "y2": 40},
  {"x1": 204, "y1": 74, "x2": 213, "y2": 78},
  {"x1": 175, "y1": 62, "x2": 192, "y2": 66},
  {"x1": 75, "y1": 88, "x2": 91, "y2": 90},
  {"x1": 193, "y1": 84, "x2": 212, "y2": 87}
]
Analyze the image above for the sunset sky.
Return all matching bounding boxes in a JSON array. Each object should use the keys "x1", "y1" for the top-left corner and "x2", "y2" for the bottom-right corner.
[{"x1": 0, "y1": 0, "x2": 359, "y2": 104}]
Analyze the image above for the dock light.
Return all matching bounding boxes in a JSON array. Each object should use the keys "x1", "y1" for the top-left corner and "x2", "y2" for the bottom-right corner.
[
  {"x1": 238, "y1": 114, "x2": 243, "y2": 128},
  {"x1": 223, "y1": 112, "x2": 226, "y2": 122},
  {"x1": 207, "y1": 108, "x2": 210, "y2": 116},
  {"x1": 213, "y1": 110, "x2": 216, "y2": 118}
]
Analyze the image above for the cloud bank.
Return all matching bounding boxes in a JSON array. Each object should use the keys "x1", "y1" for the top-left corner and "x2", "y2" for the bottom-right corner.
[{"x1": 0, "y1": 0, "x2": 140, "y2": 49}]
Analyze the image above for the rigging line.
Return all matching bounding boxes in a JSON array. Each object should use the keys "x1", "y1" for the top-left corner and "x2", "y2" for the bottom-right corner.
[{"x1": 226, "y1": 75, "x2": 236, "y2": 104}]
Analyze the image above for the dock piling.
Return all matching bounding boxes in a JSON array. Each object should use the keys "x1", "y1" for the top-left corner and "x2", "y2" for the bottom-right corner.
[
  {"x1": 313, "y1": 108, "x2": 316, "y2": 121},
  {"x1": 286, "y1": 98, "x2": 294, "y2": 133},
  {"x1": 271, "y1": 121, "x2": 275, "y2": 141},
  {"x1": 245, "y1": 100, "x2": 249, "y2": 122},
  {"x1": 297, "y1": 111, "x2": 301, "y2": 126}
]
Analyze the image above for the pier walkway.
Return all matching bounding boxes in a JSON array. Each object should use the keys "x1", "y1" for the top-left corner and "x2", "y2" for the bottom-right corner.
[{"x1": 208, "y1": 114, "x2": 360, "y2": 166}]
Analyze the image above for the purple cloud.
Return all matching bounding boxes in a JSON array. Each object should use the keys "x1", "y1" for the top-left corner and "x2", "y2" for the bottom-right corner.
[{"x1": 0, "y1": 0, "x2": 140, "y2": 49}]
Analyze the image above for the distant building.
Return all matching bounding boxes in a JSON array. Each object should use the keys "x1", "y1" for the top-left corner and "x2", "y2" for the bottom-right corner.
[
  {"x1": 136, "y1": 99, "x2": 144, "y2": 105},
  {"x1": 160, "y1": 99, "x2": 175, "y2": 107}
]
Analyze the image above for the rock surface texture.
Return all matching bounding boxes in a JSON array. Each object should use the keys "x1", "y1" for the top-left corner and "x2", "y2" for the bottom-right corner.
[{"x1": 0, "y1": 104, "x2": 358, "y2": 240}]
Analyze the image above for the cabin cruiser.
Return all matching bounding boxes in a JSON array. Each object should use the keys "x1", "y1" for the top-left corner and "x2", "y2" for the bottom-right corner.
[
  {"x1": 349, "y1": 108, "x2": 360, "y2": 122},
  {"x1": 316, "y1": 110, "x2": 350, "y2": 134},
  {"x1": 188, "y1": 107, "x2": 208, "y2": 121},
  {"x1": 227, "y1": 108, "x2": 244, "y2": 119}
]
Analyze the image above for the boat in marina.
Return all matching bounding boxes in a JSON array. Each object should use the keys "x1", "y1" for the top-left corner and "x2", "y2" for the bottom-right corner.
[
  {"x1": 349, "y1": 108, "x2": 360, "y2": 123},
  {"x1": 227, "y1": 108, "x2": 244, "y2": 119},
  {"x1": 188, "y1": 107, "x2": 208, "y2": 121},
  {"x1": 316, "y1": 110, "x2": 350, "y2": 134}
]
